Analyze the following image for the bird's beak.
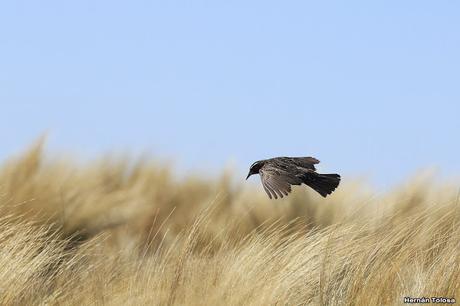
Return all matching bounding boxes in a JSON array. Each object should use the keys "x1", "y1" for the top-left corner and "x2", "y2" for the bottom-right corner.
[{"x1": 246, "y1": 173, "x2": 251, "y2": 180}]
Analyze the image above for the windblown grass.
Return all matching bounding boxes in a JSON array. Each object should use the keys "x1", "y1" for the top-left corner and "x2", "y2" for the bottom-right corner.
[{"x1": 0, "y1": 140, "x2": 458, "y2": 305}]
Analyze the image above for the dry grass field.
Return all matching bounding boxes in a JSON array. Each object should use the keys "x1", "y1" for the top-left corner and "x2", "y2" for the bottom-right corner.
[{"x1": 0, "y1": 140, "x2": 459, "y2": 305}]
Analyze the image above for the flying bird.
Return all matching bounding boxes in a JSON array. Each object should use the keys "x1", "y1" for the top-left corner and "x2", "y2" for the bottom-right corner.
[{"x1": 246, "y1": 157, "x2": 340, "y2": 199}]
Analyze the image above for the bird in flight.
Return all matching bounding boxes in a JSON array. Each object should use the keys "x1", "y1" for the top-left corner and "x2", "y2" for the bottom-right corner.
[{"x1": 246, "y1": 157, "x2": 340, "y2": 199}]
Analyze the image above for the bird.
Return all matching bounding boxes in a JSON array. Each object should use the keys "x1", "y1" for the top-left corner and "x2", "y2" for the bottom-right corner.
[{"x1": 246, "y1": 156, "x2": 340, "y2": 199}]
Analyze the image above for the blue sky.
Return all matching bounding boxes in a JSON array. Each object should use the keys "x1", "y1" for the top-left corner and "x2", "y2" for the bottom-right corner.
[{"x1": 1, "y1": 1, "x2": 459, "y2": 188}]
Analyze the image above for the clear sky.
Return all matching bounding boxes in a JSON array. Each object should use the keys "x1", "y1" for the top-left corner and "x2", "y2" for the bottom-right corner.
[{"x1": 1, "y1": 1, "x2": 459, "y2": 189}]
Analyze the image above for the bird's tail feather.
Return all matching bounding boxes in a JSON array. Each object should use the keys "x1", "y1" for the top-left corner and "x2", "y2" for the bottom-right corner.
[{"x1": 303, "y1": 173, "x2": 340, "y2": 197}]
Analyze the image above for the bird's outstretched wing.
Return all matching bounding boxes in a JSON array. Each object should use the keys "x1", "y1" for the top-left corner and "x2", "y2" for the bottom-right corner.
[{"x1": 259, "y1": 167, "x2": 303, "y2": 199}]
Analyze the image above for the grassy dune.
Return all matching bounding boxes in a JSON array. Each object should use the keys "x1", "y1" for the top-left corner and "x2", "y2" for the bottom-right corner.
[{"x1": 0, "y1": 141, "x2": 459, "y2": 305}]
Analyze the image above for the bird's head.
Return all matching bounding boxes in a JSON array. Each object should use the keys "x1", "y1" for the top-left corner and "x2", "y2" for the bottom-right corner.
[{"x1": 246, "y1": 160, "x2": 264, "y2": 180}]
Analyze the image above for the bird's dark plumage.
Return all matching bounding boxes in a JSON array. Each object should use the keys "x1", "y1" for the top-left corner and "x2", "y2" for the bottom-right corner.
[{"x1": 246, "y1": 157, "x2": 340, "y2": 199}]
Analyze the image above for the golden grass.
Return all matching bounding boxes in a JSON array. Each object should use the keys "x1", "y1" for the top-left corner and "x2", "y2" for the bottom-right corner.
[{"x1": 0, "y1": 140, "x2": 458, "y2": 305}]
